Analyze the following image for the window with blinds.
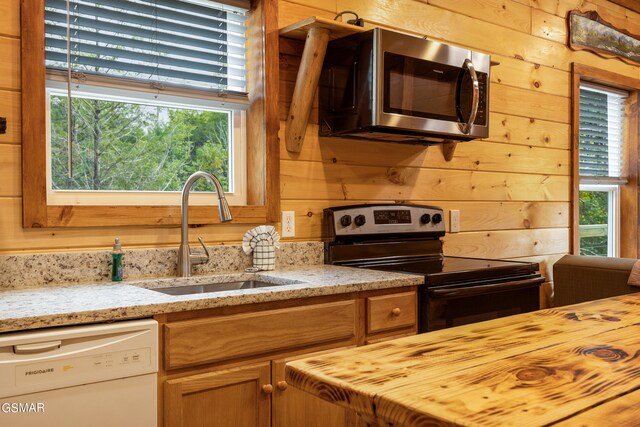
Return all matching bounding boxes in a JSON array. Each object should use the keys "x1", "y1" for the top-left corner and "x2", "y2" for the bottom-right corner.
[
  {"x1": 42, "y1": 0, "x2": 250, "y2": 205},
  {"x1": 578, "y1": 82, "x2": 628, "y2": 183},
  {"x1": 44, "y1": 0, "x2": 248, "y2": 93},
  {"x1": 578, "y1": 81, "x2": 629, "y2": 257}
]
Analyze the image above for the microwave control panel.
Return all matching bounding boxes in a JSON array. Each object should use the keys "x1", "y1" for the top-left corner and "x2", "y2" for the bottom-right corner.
[{"x1": 475, "y1": 73, "x2": 488, "y2": 126}]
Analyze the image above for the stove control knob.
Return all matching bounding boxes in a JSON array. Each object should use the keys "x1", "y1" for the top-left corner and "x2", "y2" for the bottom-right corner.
[
  {"x1": 432, "y1": 213, "x2": 443, "y2": 224},
  {"x1": 420, "y1": 214, "x2": 431, "y2": 224},
  {"x1": 340, "y1": 215, "x2": 352, "y2": 227},
  {"x1": 354, "y1": 215, "x2": 366, "y2": 227}
]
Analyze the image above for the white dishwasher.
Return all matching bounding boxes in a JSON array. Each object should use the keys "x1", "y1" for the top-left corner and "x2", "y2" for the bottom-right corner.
[{"x1": 0, "y1": 319, "x2": 158, "y2": 427}]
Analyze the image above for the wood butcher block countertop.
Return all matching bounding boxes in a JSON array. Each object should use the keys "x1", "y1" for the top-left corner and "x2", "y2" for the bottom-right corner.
[{"x1": 285, "y1": 294, "x2": 640, "y2": 427}]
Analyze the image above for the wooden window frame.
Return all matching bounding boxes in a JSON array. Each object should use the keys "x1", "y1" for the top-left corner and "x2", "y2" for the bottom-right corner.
[
  {"x1": 20, "y1": 0, "x2": 280, "y2": 228},
  {"x1": 571, "y1": 63, "x2": 640, "y2": 257}
]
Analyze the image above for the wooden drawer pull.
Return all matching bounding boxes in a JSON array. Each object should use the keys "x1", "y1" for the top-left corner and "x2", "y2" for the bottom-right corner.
[
  {"x1": 391, "y1": 308, "x2": 402, "y2": 317},
  {"x1": 277, "y1": 381, "x2": 288, "y2": 391},
  {"x1": 262, "y1": 384, "x2": 274, "y2": 394}
]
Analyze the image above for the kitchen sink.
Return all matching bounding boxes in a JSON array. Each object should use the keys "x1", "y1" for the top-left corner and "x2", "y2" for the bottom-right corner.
[{"x1": 149, "y1": 280, "x2": 301, "y2": 296}]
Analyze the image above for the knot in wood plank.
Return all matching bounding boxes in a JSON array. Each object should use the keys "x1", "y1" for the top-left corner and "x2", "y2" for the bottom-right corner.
[
  {"x1": 515, "y1": 367, "x2": 554, "y2": 382},
  {"x1": 386, "y1": 168, "x2": 406, "y2": 185},
  {"x1": 579, "y1": 345, "x2": 628, "y2": 362}
]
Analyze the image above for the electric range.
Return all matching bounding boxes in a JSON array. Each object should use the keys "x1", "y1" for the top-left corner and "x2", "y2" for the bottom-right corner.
[{"x1": 324, "y1": 204, "x2": 544, "y2": 332}]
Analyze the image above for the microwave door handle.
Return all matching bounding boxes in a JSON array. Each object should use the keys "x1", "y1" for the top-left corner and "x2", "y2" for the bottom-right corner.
[{"x1": 458, "y1": 58, "x2": 480, "y2": 135}]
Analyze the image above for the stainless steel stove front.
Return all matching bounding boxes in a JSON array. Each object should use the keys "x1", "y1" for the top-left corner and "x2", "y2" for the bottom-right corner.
[{"x1": 323, "y1": 204, "x2": 544, "y2": 332}]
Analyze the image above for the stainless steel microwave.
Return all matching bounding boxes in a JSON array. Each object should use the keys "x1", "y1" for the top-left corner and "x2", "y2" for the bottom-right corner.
[{"x1": 319, "y1": 29, "x2": 490, "y2": 143}]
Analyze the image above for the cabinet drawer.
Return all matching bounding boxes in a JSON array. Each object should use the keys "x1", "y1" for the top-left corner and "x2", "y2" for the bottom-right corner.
[
  {"x1": 366, "y1": 291, "x2": 417, "y2": 334},
  {"x1": 164, "y1": 300, "x2": 356, "y2": 370}
]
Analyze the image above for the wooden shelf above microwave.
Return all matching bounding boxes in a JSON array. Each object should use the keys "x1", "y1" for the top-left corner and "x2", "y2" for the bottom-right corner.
[{"x1": 280, "y1": 17, "x2": 366, "y2": 153}]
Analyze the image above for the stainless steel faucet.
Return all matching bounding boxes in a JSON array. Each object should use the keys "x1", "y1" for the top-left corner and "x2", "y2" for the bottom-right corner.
[{"x1": 178, "y1": 171, "x2": 232, "y2": 277}]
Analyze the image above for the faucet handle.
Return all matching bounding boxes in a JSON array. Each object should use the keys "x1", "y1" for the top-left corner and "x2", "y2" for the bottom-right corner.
[
  {"x1": 197, "y1": 236, "x2": 211, "y2": 258},
  {"x1": 190, "y1": 236, "x2": 211, "y2": 265}
]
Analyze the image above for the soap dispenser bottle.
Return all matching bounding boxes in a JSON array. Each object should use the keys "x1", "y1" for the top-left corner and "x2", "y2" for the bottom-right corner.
[{"x1": 111, "y1": 238, "x2": 124, "y2": 282}]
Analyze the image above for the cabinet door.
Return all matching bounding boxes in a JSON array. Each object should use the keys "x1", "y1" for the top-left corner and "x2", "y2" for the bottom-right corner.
[
  {"x1": 272, "y1": 357, "x2": 360, "y2": 427},
  {"x1": 164, "y1": 362, "x2": 271, "y2": 427}
]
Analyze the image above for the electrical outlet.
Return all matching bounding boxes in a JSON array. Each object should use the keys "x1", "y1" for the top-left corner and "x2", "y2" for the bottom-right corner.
[
  {"x1": 282, "y1": 211, "x2": 295, "y2": 238},
  {"x1": 450, "y1": 209, "x2": 460, "y2": 233}
]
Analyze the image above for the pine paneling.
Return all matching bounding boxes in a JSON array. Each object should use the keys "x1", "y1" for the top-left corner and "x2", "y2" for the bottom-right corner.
[
  {"x1": 285, "y1": 0, "x2": 337, "y2": 13},
  {"x1": 0, "y1": 0, "x2": 20, "y2": 37},
  {"x1": 426, "y1": 0, "x2": 533, "y2": 33},
  {"x1": 491, "y1": 54, "x2": 570, "y2": 97},
  {"x1": 279, "y1": 124, "x2": 570, "y2": 175},
  {"x1": 278, "y1": 1, "x2": 335, "y2": 28},
  {"x1": 0, "y1": 145, "x2": 21, "y2": 197},
  {"x1": 443, "y1": 202, "x2": 569, "y2": 231},
  {"x1": 441, "y1": 228, "x2": 570, "y2": 258},
  {"x1": 491, "y1": 84, "x2": 570, "y2": 123},
  {"x1": 530, "y1": 0, "x2": 597, "y2": 17},
  {"x1": 0, "y1": 37, "x2": 20, "y2": 90},
  {"x1": 489, "y1": 113, "x2": 570, "y2": 150},
  {"x1": 531, "y1": 8, "x2": 567, "y2": 44},
  {"x1": 281, "y1": 161, "x2": 570, "y2": 202},
  {"x1": 0, "y1": 90, "x2": 20, "y2": 144}
]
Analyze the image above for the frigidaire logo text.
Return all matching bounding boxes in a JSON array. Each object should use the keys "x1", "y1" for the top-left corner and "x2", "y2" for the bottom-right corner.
[{"x1": 24, "y1": 368, "x2": 54, "y2": 376}]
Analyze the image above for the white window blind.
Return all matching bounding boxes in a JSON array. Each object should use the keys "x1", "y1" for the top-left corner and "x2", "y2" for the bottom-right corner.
[
  {"x1": 42, "y1": 0, "x2": 250, "y2": 205},
  {"x1": 578, "y1": 82, "x2": 628, "y2": 184},
  {"x1": 44, "y1": 0, "x2": 249, "y2": 94}
]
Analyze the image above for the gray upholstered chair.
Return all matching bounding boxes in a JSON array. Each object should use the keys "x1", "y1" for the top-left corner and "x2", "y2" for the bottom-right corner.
[{"x1": 553, "y1": 255, "x2": 639, "y2": 307}]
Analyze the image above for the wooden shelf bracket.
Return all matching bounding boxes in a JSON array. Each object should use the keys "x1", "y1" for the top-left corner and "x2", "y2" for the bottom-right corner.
[
  {"x1": 284, "y1": 26, "x2": 330, "y2": 153},
  {"x1": 280, "y1": 17, "x2": 365, "y2": 153},
  {"x1": 441, "y1": 141, "x2": 458, "y2": 162}
]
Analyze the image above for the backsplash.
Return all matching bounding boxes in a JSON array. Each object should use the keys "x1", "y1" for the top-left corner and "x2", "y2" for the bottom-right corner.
[{"x1": 0, "y1": 242, "x2": 324, "y2": 290}]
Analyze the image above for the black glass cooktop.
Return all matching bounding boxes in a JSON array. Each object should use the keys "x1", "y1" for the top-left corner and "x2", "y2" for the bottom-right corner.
[{"x1": 359, "y1": 256, "x2": 539, "y2": 286}]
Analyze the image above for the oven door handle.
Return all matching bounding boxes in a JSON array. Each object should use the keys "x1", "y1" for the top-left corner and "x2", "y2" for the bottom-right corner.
[
  {"x1": 428, "y1": 276, "x2": 545, "y2": 299},
  {"x1": 458, "y1": 58, "x2": 480, "y2": 135}
]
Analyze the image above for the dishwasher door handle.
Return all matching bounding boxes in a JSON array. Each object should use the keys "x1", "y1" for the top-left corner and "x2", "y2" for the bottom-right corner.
[{"x1": 14, "y1": 340, "x2": 62, "y2": 354}]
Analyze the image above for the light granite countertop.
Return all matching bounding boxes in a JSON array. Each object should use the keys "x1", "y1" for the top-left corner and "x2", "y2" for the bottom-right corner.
[{"x1": 0, "y1": 265, "x2": 424, "y2": 334}]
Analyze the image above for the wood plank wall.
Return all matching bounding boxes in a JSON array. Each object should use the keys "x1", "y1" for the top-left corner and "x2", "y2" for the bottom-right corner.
[
  {"x1": 1, "y1": 0, "x2": 639, "y2": 290},
  {"x1": 276, "y1": 0, "x2": 640, "y2": 293}
]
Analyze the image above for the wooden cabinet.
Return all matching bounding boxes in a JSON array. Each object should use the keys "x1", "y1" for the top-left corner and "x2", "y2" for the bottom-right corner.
[
  {"x1": 164, "y1": 362, "x2": 271, "y2": 427},
  {"x1": 272, "y1": 356, "x2": 358, "y2": 427},
  {"x1": 164, "y1": 301, "x2": 356, "y2": 370},
  {"x1": 366, "y1": 291, "x2": 417, "y2": 335},
  {"x1": 157, "y1": 286, "x2": 417, "y2": 427}
]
